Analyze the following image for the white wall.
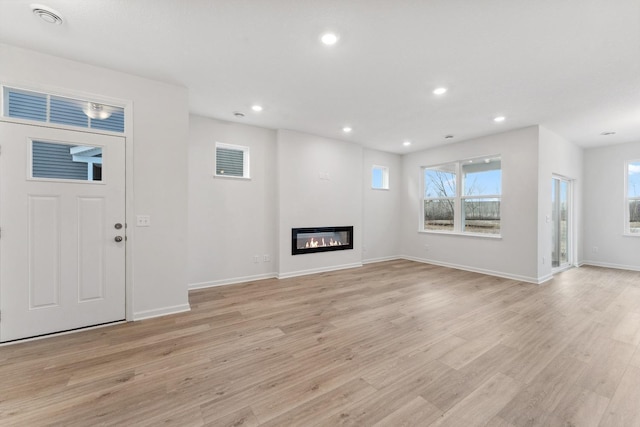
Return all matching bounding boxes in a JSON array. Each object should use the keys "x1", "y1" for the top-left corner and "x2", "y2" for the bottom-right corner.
[
  {"x1": 362, "y1": 149, "x2": 401, "y2": 263},
  {"x1": 188, "y1": 116, "x2": 278, "y2": 287},
  {"x1": 277, "y1": 130, "x2": 363, "y2": 277},
  {"x1": 401, "y1": 126, "x2": 542, "y2": 282},
  {"x1": 0, "y1": 44, "x2": 190, "y2": 319},
  {"x1": 583, "y1": 141, "x2": 640, "y2": 271},
  {"x1": 537, "y1": 126, "x2": 583, "y2": 280}
]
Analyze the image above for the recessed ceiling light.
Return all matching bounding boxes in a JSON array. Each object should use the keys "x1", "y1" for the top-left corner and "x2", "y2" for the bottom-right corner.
[
  {"x1": 493, "y1": 116, "x2": 506, "y2": 123},
  {"x1": 433, "y1": 87, "x2": 448, "y2": 95},
  {"x1": 31, "y1": 4, "x2": 63, "y2": 25},
  {"x1": 321, "y1": 32, "x2": 339, "y2": 46},
  {"x1": 600, "y1": 131, "x2": 616, "y2": 136},
  {"x1": 403, "y1": 141, "x2": 411, "y2": 146},
  {"x1": 233, "y1": 111, "x2": 245, "y2": 118},
  {"x1": 342, "y1": 126, "x2": 352, "y2": 133},
  {"x1": 251, "y1": 105, "x2": 263, "y2": 112}
]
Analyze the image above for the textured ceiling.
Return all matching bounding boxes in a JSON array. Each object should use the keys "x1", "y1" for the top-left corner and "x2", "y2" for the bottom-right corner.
[{"x1": 0, "y1": 0, "x2": 638, "y2": 153}]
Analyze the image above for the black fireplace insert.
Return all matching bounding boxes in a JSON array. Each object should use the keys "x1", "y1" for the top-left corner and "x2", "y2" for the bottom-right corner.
[{"x1": 291, "y1": 226, "x2": 354, "y2": 255}]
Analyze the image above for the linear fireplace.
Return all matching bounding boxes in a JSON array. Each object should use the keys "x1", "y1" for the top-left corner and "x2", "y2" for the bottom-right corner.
[{"x1": 291, "y1": 226, "x2": 354, "y2": 255}]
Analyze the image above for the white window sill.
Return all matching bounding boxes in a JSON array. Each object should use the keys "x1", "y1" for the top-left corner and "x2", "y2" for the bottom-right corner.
[
  {"x1": 418, "y1": 230, "x2": 502, "y2": 240},
  {"x1": 213, "y1": 174, "x2": 251, "y2": 180},
  {"x1": 371, "y1": 187, "x2": 390, "y2": 191}
]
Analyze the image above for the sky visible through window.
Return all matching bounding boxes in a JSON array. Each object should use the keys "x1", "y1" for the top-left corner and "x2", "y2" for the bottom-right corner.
[
  {"x1": 424, "y1": 168, "x2": 501, "y2": 197},
  {"x1": 464, "y1": 169, "x2": 502, "y2": 195},
  {"x1": 372, "y1": 168, "x2": 384, "y2": 188},
  {"x1": 629, "y1": 162, "x2": 640, "y2": 197}
]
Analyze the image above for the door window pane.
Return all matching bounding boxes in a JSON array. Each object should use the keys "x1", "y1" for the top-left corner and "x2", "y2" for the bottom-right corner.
[{"x1": 31, "y1": 141, "x2": 103, "y2": 182}]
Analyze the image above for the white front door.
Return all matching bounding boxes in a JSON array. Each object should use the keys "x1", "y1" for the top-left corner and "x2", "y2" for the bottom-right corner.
[{"x1": 0, "y1": 122, "x2": 126, "y2": 342}]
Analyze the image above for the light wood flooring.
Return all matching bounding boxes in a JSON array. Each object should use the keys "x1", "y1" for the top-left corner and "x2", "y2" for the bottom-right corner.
[{"x1": 1, "y1": 260, "x2": 640, "y2": 426}]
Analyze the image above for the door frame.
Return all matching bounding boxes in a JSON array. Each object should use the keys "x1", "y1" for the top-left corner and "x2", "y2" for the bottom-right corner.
[
  {"x1": 0, "y1": 80, "x2": 135, "y2": 323},
  {"x1": 551, "y1": 174, "x2": 576, "y2": 274}
]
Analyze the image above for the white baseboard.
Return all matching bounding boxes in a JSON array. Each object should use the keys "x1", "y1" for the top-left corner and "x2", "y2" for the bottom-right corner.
[
  {"x1": 580, "y1": 260, "x2": 640, "y2": 272},
  {"x1": 537, "y1": 273, "x2": 554, "y2": 284},
  {"x1": 189, "y1": 272, "x2": 278, "y2": 290},
  {"x1": 133, "y1": 303, "x2": 191, "y2": 321},
  {"x1": 278, "y1": 262, "x2": 362, "y2": 279},
  {"x1": 401, "y1": 255, "x2": 546, "y2": 284},
  {"x1": 362, "y1": 255, "x2": 402, "y2": 265}
]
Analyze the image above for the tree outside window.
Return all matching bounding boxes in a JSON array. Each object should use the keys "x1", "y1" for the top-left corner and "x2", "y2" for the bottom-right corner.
[{"x1": 423, "y1": 156, "x2": 501, "y2": 235}]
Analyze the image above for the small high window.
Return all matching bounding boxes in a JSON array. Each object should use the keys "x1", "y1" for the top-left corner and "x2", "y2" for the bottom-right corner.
[
  {"x1": 215, "y1": 142, "x2": 250, "y2": 179},
  {"x1": 626, "y1": 160, "x2": 640, "y2": 234},
  {"x1": 372, "y1": 165, "x2": 389, "y2": 190}
]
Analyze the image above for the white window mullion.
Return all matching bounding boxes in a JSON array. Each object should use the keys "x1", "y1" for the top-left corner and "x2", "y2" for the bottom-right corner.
[{"x1": 454, "y1": 161, "x2": 462, "y2": 233}]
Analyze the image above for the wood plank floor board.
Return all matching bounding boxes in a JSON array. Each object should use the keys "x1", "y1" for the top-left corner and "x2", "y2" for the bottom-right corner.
[
  {"x1": 371, "y1": 396, "x2": 442, "y2": 427},
  {"x1": 598, "y1": 365, "x2": 640, "y2": 426},
  {"x1": 1, "y1": 260, "x2": 639, "y2": 426},
  {"x1": 430, "y1": 372, "x2": 522, "y2": 427}
]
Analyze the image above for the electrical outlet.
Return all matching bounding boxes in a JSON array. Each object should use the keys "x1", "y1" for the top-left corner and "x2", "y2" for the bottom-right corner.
[
  {"x1": 136, "y1": 215, "x2": 151, "y2": 227},
  {"x1": 542, "y1": 256, "x2": 546, "y2": 265},
  {"x1": 592, "y1": 246, "x2": 599, "y2": 253},
  {"x1": 263, "y1": 254, "x2": 270, "y2": 262},
  {"x1": 253, "y1": 255, "x2": 259, "y2": 264}
]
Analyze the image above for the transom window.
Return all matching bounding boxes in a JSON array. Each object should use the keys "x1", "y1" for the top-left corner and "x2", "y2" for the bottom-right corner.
[
  {"x1": 2, "y1": 87, "x2": 125, "y2": 133},
  {"x1": 422, "y1": 156, "x2": 502, "y2": 235},
  {"x1": 626, "y1": 160, "x2": 640, "y2": 235}
]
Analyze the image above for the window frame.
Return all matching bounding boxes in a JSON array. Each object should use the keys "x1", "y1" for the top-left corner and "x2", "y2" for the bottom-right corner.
[
  {"x1": 2, "y1": 85, "x2": 126, "y2": 134},
  {"x1": 421, "y1": 155, "x2": 502, "y2": 237},
  {"x1": 214, "y1": 142, "x2": 250, "y2": 179},
  {"x1": 625, "y1": 159, "x2": 640, "y2": 236},
  {"x1": 371, "y1": 165, "x2": 389, "y2": 190}
]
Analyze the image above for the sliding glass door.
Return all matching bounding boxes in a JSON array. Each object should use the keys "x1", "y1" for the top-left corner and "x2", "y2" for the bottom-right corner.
[{"x1": 551, "y1": 176, "x2": 571, "y2": 270}]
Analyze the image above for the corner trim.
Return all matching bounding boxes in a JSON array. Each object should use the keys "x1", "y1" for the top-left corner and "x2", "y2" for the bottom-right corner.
[
  {"x1": 189, "y1": 273, "x2": 277, "y2": 290},
  {"x1": 278, "y1": 262, "x2": 362, "y2": 279},
  {"x1": 133, "y1": 303, "x2": 191, "y2": 321}
]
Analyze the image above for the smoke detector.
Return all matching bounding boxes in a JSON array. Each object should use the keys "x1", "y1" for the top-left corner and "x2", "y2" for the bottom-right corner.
[{"x1": 31, "y1": 4, "x2": 64, "y2": 25}]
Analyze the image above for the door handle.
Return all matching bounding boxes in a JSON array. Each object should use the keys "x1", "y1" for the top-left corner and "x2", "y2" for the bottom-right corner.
[{"x1": 114, "y1": 236, "x2": 123, "y2": 242}]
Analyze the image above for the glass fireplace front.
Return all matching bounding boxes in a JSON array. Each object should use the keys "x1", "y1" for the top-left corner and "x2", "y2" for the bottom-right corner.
[{"x1": 291, "y1": 226, "x2": 354, "y2": 255}]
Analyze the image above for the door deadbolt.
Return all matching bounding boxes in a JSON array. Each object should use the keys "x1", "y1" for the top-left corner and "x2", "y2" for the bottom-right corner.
[{"x1": 114, "y1": 236, "x2": 123, "y2": 242}]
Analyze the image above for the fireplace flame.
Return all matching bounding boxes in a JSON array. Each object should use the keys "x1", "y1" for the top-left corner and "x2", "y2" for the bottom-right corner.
[{"x1": 304, "y1": 237, "x2": 342, "y2": 248}]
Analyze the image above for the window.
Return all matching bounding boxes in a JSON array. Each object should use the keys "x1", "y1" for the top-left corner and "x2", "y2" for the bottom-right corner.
[
  {"x1": 372, "y1": 165, "x2": 389, "y2": 189},
  {"x1": 3, "y1": 87, "x2": 125, "y2": 133},
  {"x1": 422, "y1": 156, "x2": 501, "y2": 235},
  {"x1": 31, "y1": 141, "x2": 103, "y2": 182},
  {"x1": 215, "y1": 142, "x2": 250, "y2": 179},
  {"x1": 626, "y1": 160, "x2": 640, "y2": 234}
]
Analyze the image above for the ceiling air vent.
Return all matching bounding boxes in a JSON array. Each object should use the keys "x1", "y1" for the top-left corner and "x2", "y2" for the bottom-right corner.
[{"x1": 31, "y1": 4, "x2": 64, "y2": 25}]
